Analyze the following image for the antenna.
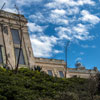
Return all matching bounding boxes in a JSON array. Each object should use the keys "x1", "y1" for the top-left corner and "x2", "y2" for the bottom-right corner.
[
  {"x1": 14, "y1": 4, "x2": 25, "y2": 73},
  {"x1": 14, "y1": 4, "x2": 20, "y2": 15},
  {"x1": 65, "y1": 40, "x2": 70, "y2": 78},
  {"x1": 0, "y1": 3, "x2": 6, "y2": 10}
]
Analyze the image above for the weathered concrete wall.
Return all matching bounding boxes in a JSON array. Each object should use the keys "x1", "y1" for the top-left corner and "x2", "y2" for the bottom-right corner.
[
  {"x1": 0, "y1": 10, "x2": 35, "y2": 69},
  {"x1": 35, "y1": 57, "x2": 98, "y2": 78},
  {"x1": 35, "y1": 57, "x2": 66, "y2": 78}
]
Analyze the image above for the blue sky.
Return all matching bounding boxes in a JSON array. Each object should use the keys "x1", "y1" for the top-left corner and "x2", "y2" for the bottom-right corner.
[{"x1": 1, "y1": 0, "x2": 100, "y2": 70}]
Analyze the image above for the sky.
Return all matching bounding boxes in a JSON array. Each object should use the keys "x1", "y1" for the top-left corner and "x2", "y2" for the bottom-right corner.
[{"x1": 0, "y1": 0, "x2": 100, "y2": 70}]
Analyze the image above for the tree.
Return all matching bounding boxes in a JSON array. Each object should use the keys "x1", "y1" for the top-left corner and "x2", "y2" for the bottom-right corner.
[{"x1": 34, "y1": 66, "x2": 42, "y2": 72}]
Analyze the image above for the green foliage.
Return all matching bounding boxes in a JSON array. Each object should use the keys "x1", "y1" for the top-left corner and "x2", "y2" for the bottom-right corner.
[
  {"x1": 34, "y1": 66, "x2": 42, "y2": 72},
  {"x1": 0, "y1": 67, "x2": 99, "y2": 100}
]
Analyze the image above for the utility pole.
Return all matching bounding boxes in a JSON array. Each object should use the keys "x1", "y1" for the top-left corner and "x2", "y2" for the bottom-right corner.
[
  {"x1": 0, "y1": 3, "x2": 8, "y2": 65},
  {"x1": 14, "y1": 5, "x2": 22, "y2": 73},
  {"x1": 14, "y1": 5, "x2": 25, "y2": 73},
  {"x1": 0, "y1": 3, "x2": 13, "y2": 70},
  {"x1": 65, "y1": 41, "x2": 70, "y2": 78}
]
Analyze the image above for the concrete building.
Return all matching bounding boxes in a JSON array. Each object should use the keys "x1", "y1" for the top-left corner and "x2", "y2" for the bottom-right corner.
[
  {"x1": 35, "y1": 58, "x2": 98, "y2": 78},
  {"x1": 0, "y1": 10, "x2": 98, "y2": 78},
  {"x1": 0, "y1": 10, "x2": 35, "y2": 69},
  {"x1": 35, "y1": 57, "x2": 66, "y2": 78}
]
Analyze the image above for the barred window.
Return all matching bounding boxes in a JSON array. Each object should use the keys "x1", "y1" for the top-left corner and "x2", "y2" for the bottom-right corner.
[
  {"x1": 11, "y1": 29, "x2": 20, "y2": 44},
  {"x1": 59, "y1": 71, "x2": 64, "y2": 78},
  {"x1": 48, "y1": 70, "x2": 53, "y2": 76},
  {"x1": 14, "y1": 48, "x2": 25, "y2": 65}
]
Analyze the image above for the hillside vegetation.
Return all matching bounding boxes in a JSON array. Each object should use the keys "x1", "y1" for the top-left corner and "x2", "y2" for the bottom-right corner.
[{"x1": 0, "y1": 67, "x2": 100, "y2": 100}]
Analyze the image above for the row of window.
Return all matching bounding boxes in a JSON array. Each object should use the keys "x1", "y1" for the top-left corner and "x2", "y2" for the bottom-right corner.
[
  {"x1": 0, "y1": 46, "x2": 25, "y2": 65},
  {"x1": 0, "y1": 28, "x2": 25, "y2": 65},
  {"x1": 48, "y1": 70, "x2": 64, "y2": 78}
]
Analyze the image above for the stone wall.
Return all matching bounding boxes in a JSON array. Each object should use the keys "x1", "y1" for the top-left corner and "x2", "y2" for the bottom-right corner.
[
  {"x1": 35, "y1": 57, "x2": 66, "y2": 78},
  {"x1": 34, "y1": 57, "x2": 98, "y2": 78},
  {"x1": 0, "y1": 10, "x2": 35, "y2": 69}
]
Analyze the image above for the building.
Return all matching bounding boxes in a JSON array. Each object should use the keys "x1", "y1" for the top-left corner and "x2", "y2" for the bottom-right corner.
[
  {"x1": 35, "y1": 57, "x2": 66, "y2": 78},
  {"x1": 0, "y1": 10, "x2": 98, "y2": 78},
  {"x1": 35, "y1": 58, "x2": 98, "y2": 78},
  {"x1": 0, "y1": 10, "x2": 34, "y2": 69}
]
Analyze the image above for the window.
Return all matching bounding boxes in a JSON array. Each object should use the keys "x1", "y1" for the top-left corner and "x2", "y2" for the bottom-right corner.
[
  {"x1": 11, "y1": 29, "x2": 20, "y2": 44},
  {"x1": 14, "y1": 48, "x2": 25, "y2": 65},
  {"x1": 59, "y1": 71, "x2": 64, "y2": 78},
  {"x1": 0, "y1": 46, "x2": 3, "y2": 63},
  {"x1": 48, "y1": 70, "x2": 53, "y2": 76},
  {"x1": 3, "y1": 26, "x2": 8, "y2": 34},
  {"x1": 72, "y1": 75, "x2": 77, "y2": 78}
]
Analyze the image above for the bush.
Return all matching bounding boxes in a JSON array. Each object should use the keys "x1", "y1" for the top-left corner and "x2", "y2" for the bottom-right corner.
[{"x1": 0, "y1": 67, "x2": 99, "y2": 100}]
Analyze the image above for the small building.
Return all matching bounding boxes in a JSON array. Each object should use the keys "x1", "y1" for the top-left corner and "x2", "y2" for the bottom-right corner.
[
  {"x1": 35, "y1": 57, "x2": 66, "y2": 78},
  {"x1": 35, "y1": 58, "x2": 98, "y2": 78}
]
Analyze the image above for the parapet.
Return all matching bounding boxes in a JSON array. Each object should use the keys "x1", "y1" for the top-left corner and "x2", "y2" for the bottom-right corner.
[
  {"x1": 0, "y1": 10, "x2": 27, "y2": 22},
  {"x1": 35, "y1": 57, "x2": 66, "y2": 65},
  {"x1": 68, "y1": 67, "x2": 98, "y2": 74}
]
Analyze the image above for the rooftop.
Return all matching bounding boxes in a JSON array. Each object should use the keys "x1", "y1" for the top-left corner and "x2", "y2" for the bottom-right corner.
[
  {"x1": 35, "y1": 57, "x2": 66, "y2": 65},
  {"x1": 0, "y1": 10, "x2": 27, "y2": 22}
]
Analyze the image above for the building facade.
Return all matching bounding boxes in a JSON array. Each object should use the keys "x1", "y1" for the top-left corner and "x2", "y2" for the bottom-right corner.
[
  {"x1": 0, "y1": 10, "x2": 35, "y2": 69},
  {"x1": 35, "y1": 57, "x2": 66, "y2": 78},
  {"x1": 35, "y1": 57, "x2": 98, "y2": 78},
  {"x1": 0, "y1": 10, "x2": 98, "y2": 78}
]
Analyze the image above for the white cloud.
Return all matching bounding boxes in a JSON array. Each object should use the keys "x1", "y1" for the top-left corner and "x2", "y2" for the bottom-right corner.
[
  {"x1": 29, "y1": 9, "x2": 68, "y2": 25},
  {"x1": 49, "y1": 9, "x2": 68, "y2": 25},
  {"x1": 55, "y1": 0, "x2": 77, "y2": 7},
  {"x1": 0, "y1": 0, "x2": 16, "y2": 13},
  {"x1": 27, "y1": 22, "x2": 43, "y2": 33},
  {"x1": 72, "y1": 23, "x2": 95, "y2": 40},
  {"x1": 51, "y1": 9, "x2": 66, "y2": 15},
  {"x1": 4, "y1": 8, "x2": 17, "y2": 13},
  {"x1": 30, "y1": 34, "x2": 58, "y2": 57},
  {"x1": 29, "y1": 12, "x2": 45, "y2": 23},
  {"x1": 67, "y1": 7, "x2": 80, "y2": 15},
  {"x1": 0, "y1": 0, "x2": 13, "y2": 8},
  {"x1": 76, "y1": 57, "x2": 82, "y2": 61},
  {"x1": 54, "y1": 50, "x2": 63, "y2": 53},
  {"x1": 81, "y1": 10, "x2": 100, "y2": 24},
  {"x1": 45, "y1": 0, "x2": 95, "y2": 9},
  {"x1": 55, "y1": 27, "x2": 72, "y2": 40},
  {"x1": 77, "y1": 0, "x2": 95, "y2": 6},
  {"x1": 16, "y1": 0, "x2": 42, "y2": 6},
  {"x1": 73, "y1": 24, "x2": 88, "y2": 35},
  {"x1": 55, "y1": 23, "x2": 93, "y2": 41},
  {"x1": 0, "y1": 0, "x2": 43, "y2": 13}
]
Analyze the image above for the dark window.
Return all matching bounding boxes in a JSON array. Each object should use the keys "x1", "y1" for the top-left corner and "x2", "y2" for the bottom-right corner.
[
  {"x1": 0, "y1": 46, "x2": 3, "y2": 63},
  {"x1": 48, "y1": 70, "x2": 53, "y2": 76},
  {"x1": 11, "y1": 29, "x2": 20, "y2": 44},
  {"x1": 14, "y1": 48, "x2": 25, "y2": 65},
  {"x1": 59, "y1": 71, "x2": 64, "y2": 78},
  {"x1": 3, "y1": 26, "x2": 8, "y2": 34},
  {"x1": 72, "y1": 75, "x2": 77, "y2": 78}
]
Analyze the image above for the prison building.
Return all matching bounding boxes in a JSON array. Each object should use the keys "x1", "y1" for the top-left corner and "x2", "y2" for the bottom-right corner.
[
  {"x1": 0, "y1": 10, "x2": 98, "y2": 78},
  {"x1": 34, "y1": 57, "x2": 66, "y2": 78},
  {"x1": 34, "y1": 57, "x2": 98, "y2": 78},
  {"x1": 0, "y1": 10, "x2": 35, "y2": 69}
]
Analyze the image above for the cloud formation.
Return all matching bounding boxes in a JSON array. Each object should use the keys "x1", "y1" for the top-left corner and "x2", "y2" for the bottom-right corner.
[
  {"x1": 80, "y1": 10, "x2": 100, "y2": 24},
  {"x1": 1, "y1": 0, "x2": 99, "y2": 58},
  {"x1": 30, "y1": 34, "x2": 58, "y2": 57}
]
